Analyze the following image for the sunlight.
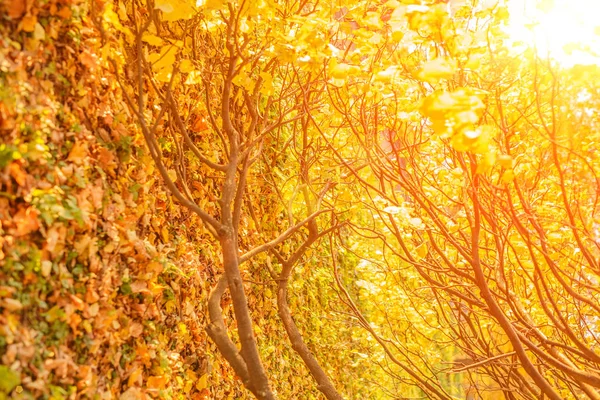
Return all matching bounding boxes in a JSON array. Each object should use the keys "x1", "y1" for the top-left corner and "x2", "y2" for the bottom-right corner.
[{"x1": 504, "y1": 0, "x2": 600, "y2": 66}]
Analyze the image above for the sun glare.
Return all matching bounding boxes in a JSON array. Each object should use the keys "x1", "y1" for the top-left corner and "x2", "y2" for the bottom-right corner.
[{"x1": 504, "y1": 0, "x2": 600, "y2": 66}]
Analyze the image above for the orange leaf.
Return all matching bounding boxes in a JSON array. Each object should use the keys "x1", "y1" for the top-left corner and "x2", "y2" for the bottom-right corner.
[
  {"x1": 57, "y1": 7, "x2": 72, "y2": 19},
  {"x1": 21, "y1": 14, "x2": 36, "y2": 32},
  {"x1": 7, "y1": 0, "x2": 27, "y2": 19},
  {"x1": 79, "y1": 50, "x2": 98, "y2": 70},
  {"x1": 191, "y1": 116, "x2": 208, "y2": 132},
  {"x1": 128, "y1": 367, "x2": 143, "y2": 387},
  {"x1": 9, "y1": 162, "x2": 27, "y2": 186},
  {"x1": 85, "y1": 287, "x2": 100, "y2": 304},
  {"x1": 147, "y1": 375, "x2": 168, "y2": 390},
  {"x1": 68, "y1": 141, "x2": 88, "y2": 164},
  {"x1": 12, "y1": 206, "x2": 40, "y2": 237},
  {"x1": 96, "y1": 147, "x2": 116, "y2": 171}
]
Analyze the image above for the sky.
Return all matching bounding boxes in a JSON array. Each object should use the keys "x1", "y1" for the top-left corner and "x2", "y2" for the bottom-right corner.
[{"x1": 504, "y1": 0, "x2": 600, "y2": 66}]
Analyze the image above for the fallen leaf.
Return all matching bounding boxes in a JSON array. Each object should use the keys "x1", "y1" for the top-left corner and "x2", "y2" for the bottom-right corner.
[
  {"x1": 130, "y1": 281, "x2": 149, "y2": 294},
  {"x1": 128, "y1": 367, "x2": 143, "y2": 387},
  {"x1": 85, "y1": 286, "x2": 100, "y2": 303},
  {"x1": 12, "y1": 206, "x2": 40, "y2": 237},
  {"x1": 120, "y1": 386, "x2": 142, "y2": 400},
  {"x1": 1, "y1": 298, "x2": 23, "y2": 312},
  {"x1": 33, "y1": 22, "x2": 45, "y2": 40},
  {"x1": 6, "y1": 0, "x2": 27, "y2": 19},
  {"x1": 21, "y1": 14, "x2": 37, "y2": 32},
  {"x1": 147, "y1": 375, "x2": 168, "y2": 390},
  {"x1": 9, "y1": 162, "x2": 27, "y2": 186},
  {"x1": 79, "y1": 50, "x2": 98, "y2": 70},
  {"x1": 196, "y1": 374, "x2": 208, "y2": 391},
  {"x1": 87, "y1": 303, "x2": 99, "y2": 317},
  {"x1": 130, "y1": 322, "x2": 144, "y2": 337},
  {"x1": 67, "y1": 141, "x2": 88, "y2": 164},
  {"x1": 57, "y1": 6, "x2": 72, "y2": 19}
]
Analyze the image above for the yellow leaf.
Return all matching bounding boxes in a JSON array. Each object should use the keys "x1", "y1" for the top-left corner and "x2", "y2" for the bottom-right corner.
[
  {"x1": 148, "y1": 46, "x2": 178, "y2": 71},
  {"x1": 155, "y1": 0, "x2": 174, "y2": 13},
  {"x1": 185, "y1": 71, "x2": 203, "y2": 85},
  {"x1": 103, "y1": 4, "x2": 133, "y2": 38},
  {"x1": 179, "y1": 59, "x2": 194, "y2": 73},
  {"x1": 186, "y1": 369, "x2": 198, "y2": 381},
  {"x1": 259, "y1": 72, "x2": 274, "y2": 96},
  {"x1": 477, "y1": 151, "x2": 496, "y2": 175},
  {"x1": 178, "y1": 322, "x2": 188, "y2": 335},
  {"x1": 155, "y1": 0, "x2": 196, "y2": 21},
  {"x1": 497, "y1": 154, "x2": 513, "y2": 168},
  {"x1": 164, "y1": 300, "x2": 177, "y2": 313},
  {"x1": 33, "y1": 22, "x2": 45, "y2": 41},
  {"x1": 415, "y1": 242, "x2": 428, "y2": 260},
  {"x1": 155, "y1": 69, "x2": 173, "y2": 83},
  {"x1": 142, "y1": 34, "x2": 164, "y2": 46},
  {"x1": 199, "y1": 0, "x2": 225, "y2": 10},
  {"x1": 416, "y1": 58, "x2": 457, "y2": 83},
  {"x1": 501, "y1": 169, "x2": 515, "y2": 183},
  {"x1": 375, "y1": 66, "x2": 398, "y2": 83},
  {"x1": 128, "y1": 368, "x2": 143, "y2": 387},
  {"x1": 330, "y1": 63, "x2": 354, "y2": 80},
  {"x1": 195, "y1": 374, "x2": 208, "y2": 391}
]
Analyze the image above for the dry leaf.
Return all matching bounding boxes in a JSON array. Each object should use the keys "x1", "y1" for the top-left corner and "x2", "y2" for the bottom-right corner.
[
  {"x1": 147, "y1": 375, "x2": 168, "y2": 390},
  {"x1": 6, "y1": 0, "x2": 27, "y2": 19},
  {"x1": 119, "y1": 387, "x2": 142, "y2": 400},
  {"x1": 67, "y1": 141, "x2": 88, "y2": 164},
  {"x1": 1, "y1": 298, "x2": 24, "y2": 312},
  {"x1": 12, "y1": 207, "x2": 40, "y2": 237},
  {"x1": 129, "y1": 322, "x2": 144, "y2": 337},
  {"x1": 9, "y1": 162, "x2": 27, "y2": 186},
  {"x1": 21, "y1": 14, "x2": 37, "y2": 32}
]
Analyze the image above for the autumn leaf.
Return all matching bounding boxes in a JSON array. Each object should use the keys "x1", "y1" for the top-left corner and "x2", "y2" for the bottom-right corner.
[
  {"x1": 67, "y1": 141, "x2": 88, "y2": 164},
  {"x1": 155, "y1": 0, "x2": 196, "y2": 21},
  {"x1": 79, "y1": 50, "x2": 98, "y2": 70},
  {"x1": 128, "y1": 368, "x2": 143, "y2": 387},
  {"x1": 11, "y1": 206, "x2": 40, "y2": 236},
  {"x1": 179, "y1": 59, "x2": 194, "y2": 73},
  {"x1": 6, "y1": 0, "x2": 26, "y2": 19},
  {"x1": 497, "y1": 154, "x2": 513, "y2": 168},
  {"x1": 415, "y1": 242, "x2": 428, "y2": 260},
  {"x1": 9, "y1": 162, "x2": 27, "y2": 186},
  {"x1": 120, "y1": 387, "x2": 143, "y2": 400},
  {"x1": 143, "y1": 34, "x2": 164, "y2": 47},
  {"x1": 20, "y1": 14, "x2": 36, "y2": 32},
  {"x1": 415, "y1": 58, "x2": 457, "y2": 83},
  {"x1": 147, "y1": 375, "x2": 168, "y2": 390},
  {"x1": 1, "y1": 298, "x2": 24, "y2": 312},
  {"x1": 57, "y1": 7, "x2": 72, "y2": 19},
  {"x1": 196, "y1": 374, "x2": 208, "y2": 391}
]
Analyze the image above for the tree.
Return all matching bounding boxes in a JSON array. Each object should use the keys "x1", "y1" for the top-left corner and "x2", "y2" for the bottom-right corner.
[
  {"x1": 320, "y1": 1, "x2": 600, "y2": 398},
  {"x1": 108, "y1": 0, "x2": 348, "y2": 398}
]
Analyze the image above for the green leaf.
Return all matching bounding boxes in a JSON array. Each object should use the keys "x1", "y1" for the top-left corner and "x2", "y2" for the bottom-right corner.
[{"x1": 0, "y1": 366, "x2": 20, "y2": 393}]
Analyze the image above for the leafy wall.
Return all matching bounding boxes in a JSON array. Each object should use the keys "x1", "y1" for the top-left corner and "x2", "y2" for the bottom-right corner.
[{"x1": 0, "y1": 1, "x2": 368, "y2": 398}]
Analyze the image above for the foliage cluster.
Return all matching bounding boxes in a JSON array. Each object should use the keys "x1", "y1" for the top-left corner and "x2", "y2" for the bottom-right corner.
[{"x1": 2, "y1": 0, "x2": 600, "y2": 399}]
